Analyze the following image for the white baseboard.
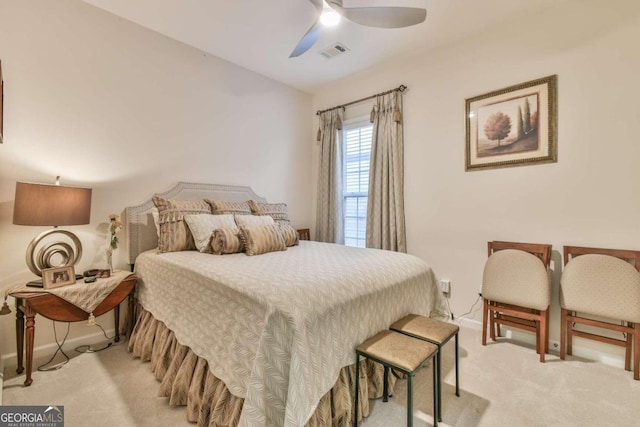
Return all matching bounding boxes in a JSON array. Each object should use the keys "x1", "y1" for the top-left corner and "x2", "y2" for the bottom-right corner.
[
  {"x1": 456, "y1": 317, "x2": 625, "y2": 369},
  {"x1": 1, "y1": 328, "x2": 118, "y2": 373}
]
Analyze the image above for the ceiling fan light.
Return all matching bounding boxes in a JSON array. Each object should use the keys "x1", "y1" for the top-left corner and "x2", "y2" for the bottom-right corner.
[{"x1": 320, "y1": 9, "x2": 340, "y2": 26}]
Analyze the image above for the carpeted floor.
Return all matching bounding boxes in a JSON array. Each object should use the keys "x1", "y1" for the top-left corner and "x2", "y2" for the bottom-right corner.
[{"x1": 3, "y1": 325, "x2": 640, "y2": 426}]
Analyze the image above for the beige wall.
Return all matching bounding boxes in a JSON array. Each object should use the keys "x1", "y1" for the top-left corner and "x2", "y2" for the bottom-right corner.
[
  {"x1": 311, "y1": 1, "x2": 640, "y2": 360},
  {"x1": 0, "y1": 0, "x2": 312, "y2": 360}
]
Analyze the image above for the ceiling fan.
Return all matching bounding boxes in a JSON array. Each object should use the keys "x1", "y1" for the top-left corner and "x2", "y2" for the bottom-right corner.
[{"x1": 290, "y1": 0, "x2": 427, "y2": 58}]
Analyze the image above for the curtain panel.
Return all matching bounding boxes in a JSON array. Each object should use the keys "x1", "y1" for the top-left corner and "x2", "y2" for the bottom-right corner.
[
  {"x1": 366, "y1": 92, "x2": 407, "y2": 252},
  {"x1": 316, "y1": 108, "x2": 345, "y2": 244}
]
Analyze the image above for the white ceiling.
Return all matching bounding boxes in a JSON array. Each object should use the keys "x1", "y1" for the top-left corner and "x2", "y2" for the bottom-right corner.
[{"x1": 81, "y1": 0, "x2": 564, "y2": 92}]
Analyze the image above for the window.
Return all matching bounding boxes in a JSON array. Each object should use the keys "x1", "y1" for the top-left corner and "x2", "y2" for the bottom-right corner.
[{"x1": 343, "y1": 119, "x2": 372, "y2": 248}]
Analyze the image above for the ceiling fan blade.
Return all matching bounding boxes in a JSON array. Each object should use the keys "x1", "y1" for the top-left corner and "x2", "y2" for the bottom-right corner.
[
  {"x1": 328, "y1": 2, "x2": 427, "y2": 28},
  {"x1": 308, "y1": 0, "x2": 323, "y2": 13},
  {"x1": 290, "y1": 19, "x2": 324, "y2": 58}
]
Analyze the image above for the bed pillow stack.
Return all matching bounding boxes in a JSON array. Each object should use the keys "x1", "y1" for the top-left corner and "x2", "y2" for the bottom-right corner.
[{"x1": 154, "y1": 197, "x2": 298, "y2": 255}]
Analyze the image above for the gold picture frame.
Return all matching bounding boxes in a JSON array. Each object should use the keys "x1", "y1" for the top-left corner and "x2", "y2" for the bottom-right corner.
[
  {"x1": 465, "y1": 75, "x2": 557, "y2": 171},
  {"x1": 0, "y1": 60, "x2": 4, "y2": 144},
  {"x1": 43, "y1": 266, "x2": 76, "y2": 289}
]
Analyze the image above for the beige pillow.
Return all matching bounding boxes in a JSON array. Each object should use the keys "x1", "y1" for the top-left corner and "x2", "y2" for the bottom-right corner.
[
  {"x1": 279, "y1": 224, "x2": 299, "y2": 247},
  {"x1": 206, "y1": 199, "x2": 251, "y2": 216},
  {"x1": 184, "y1": 214, "x2": 236, "y2": 253},
  {"x1": 248, "y1": 200, "x2": 290, "y2": 225},
  {"x1": 151, "y1": 207, "x2": 160, "y2": 239},
  {"x1": 211, "y1": 227, "x2": 244, "y2": 255},
  {"x1": 234, "y1": 214, "x2": 275, "y2": 227},
  {"x1": 239, "y1": 225, "x2": 286, "y2": 256},
  {"x1": 152, "y1": 196, "x2": 211, "y2": 252}
]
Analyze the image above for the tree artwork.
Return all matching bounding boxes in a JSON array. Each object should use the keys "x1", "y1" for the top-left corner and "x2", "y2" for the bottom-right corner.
[
  {"x1": 483, "y1": 112, "x2": 512, "y2": 146},
  {"x1": 516, "y1": 105, "x2": 524, "y2": 140},
  {"x1": 530, "y1": 111, "x2": 538, "y2": 133},
  {"x1": 522, "y1": 98, "x2": 531, "y2": 134}
]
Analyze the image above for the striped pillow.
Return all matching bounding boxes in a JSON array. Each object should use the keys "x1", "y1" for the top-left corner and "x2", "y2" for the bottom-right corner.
[
  {"x1": 279, "y1": 224, "x2": 299, "y2": 247},
  {"x1": 239, "y1": 225, "x2": 286, "y2": 256},
  {"x1": 211, "y1": 227, "x2": 244, "y2": 255},
  {"x1": 248, "y1": 200, "x2": 290, "y2": 225},
  {"x1": 205, "y1": 199, "x2": 251, "y2": 216},
  {"x1": 152, "y1": 196, "x2": 211, "y2": 252}
]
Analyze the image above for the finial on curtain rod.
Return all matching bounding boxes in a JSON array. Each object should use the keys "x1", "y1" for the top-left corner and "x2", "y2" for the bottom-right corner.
[{"x1": 316, "y1": 84, "x2": 407, "y2": 116}]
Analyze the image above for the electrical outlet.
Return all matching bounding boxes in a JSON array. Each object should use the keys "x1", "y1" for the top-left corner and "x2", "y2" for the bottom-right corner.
[{"x1": 439, "y1": 279, "x2": 450, "y2": 294}]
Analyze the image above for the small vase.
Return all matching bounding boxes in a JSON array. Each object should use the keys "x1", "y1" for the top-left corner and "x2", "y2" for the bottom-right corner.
[{"x1": 106, "y1": 247, "x2": 113, "y2": 273}]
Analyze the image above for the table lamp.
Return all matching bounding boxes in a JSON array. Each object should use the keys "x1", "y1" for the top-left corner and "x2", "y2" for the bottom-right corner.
[{"x1": 13, "y1": 178, "x2": 92, "y2": 283}]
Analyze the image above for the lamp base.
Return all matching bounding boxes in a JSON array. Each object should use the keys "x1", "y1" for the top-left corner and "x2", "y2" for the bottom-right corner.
[{"x1": 26, "y1": 228, "x2": 82, "y2": 277}]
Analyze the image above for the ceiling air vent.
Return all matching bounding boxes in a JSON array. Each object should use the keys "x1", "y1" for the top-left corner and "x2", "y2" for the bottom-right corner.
[{"x1": 319, "y1": 42, "x2": 350, "y2": 59}]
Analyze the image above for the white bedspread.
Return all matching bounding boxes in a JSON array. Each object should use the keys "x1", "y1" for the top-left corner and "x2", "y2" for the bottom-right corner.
[{"x1": 134, "y1": 241, "x2": 447, "y2": 427}]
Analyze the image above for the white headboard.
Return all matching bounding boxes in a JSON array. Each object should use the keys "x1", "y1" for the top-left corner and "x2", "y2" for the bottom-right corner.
[{"x1": 124, "y1": 182, "x2": 266, "y2": 265}]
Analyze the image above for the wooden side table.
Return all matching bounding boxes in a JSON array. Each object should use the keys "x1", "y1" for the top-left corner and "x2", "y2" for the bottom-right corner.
[
  {"x1": 297, "y1": 228, "x2": 310, "y2": 241},
  {"x1": 11, "y1": 274, "x2": 136, "y2": 386}
]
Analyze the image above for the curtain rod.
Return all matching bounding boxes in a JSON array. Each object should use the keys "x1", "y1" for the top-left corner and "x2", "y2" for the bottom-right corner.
[{"x1": 316, "y1": 84, "x2": 407, "y2": 116}]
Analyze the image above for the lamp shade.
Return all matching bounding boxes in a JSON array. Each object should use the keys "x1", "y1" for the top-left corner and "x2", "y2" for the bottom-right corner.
[{"x1": 13, "y1": 182, "x2": 92, "y2": 226}]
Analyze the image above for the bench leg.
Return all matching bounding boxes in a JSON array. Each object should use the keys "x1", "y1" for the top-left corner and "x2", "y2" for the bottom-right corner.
[
  {"x1": 432, "y1": 360, "x2": 438, "y2": 427},
  {"x1": 407, "y1": 373, "x2": 413, "y2": 427},
  {"x1": 455, "y1": 333, "x2": 460, "y2": 397},
  {"x1": 383, "y1": 365, "x2": 389, "y2": 402},
  {"x1": 353, "y1": 354, "x2": 360, "y2": 427},
  {"x1": 482, "y1": 299, "x2": 488, "y2": 345},
  {"x1": 437, "y1": 350, "x2": 442, "y2": 422}
]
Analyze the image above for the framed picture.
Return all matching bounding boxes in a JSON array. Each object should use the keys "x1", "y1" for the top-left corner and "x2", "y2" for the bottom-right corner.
[
  {"x1": 465, "y1": 75, "x2": 557, "y2": 171},
  {"x1": 0, "y1": 60, "x2": 3, "y2": 143},
  {"x1": 43, "y1": 266, "x2": 76, "y2": 289}
]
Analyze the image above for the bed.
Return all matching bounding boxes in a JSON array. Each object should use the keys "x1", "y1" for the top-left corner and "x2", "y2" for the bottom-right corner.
[{"x1": 125, "y1": 182, "x2": 447, "y2": 427}]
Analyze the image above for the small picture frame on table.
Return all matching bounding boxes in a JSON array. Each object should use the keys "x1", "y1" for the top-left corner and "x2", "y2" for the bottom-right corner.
[{"x1": 43, "y1": 266, "x2": 76, "y2": 289}]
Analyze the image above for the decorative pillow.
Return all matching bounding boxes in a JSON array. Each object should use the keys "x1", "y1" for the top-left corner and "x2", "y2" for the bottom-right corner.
[
  {"x1": 205, "y1": 199, "x2": 251, "y2": 216},
  {"x1": 238, "y1": 225, "x2": 286, "y2": 256},
  {"x1": 211, "y1": 227, "x2": 244, "y2": 255},
  {"x1": 278, "y1": 224, "x2": 299, "y2": 247},
  {"x1": 234, "y1": 214, "x2": 275, "y2": 228},
  {"x1": 152, "y1": 196, "x2": 211, "y2": 252},
  {"x1": 151, "y1": 207, "x2": 160, "y2": 239},
  {"x1": 248, "y1": 200, "x2": 290, "y2": 225},
  {"x1": 184, "y1": 214, "x2": 236, "y2": 253}
]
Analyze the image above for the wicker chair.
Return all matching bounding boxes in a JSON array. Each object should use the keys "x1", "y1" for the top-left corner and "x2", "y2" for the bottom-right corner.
[
  {"x1": 481, "y1": 241, "x2": 552, "y2": 362},
  {"x1": 560, "y1": 246, "x2": 640, "y2": 380}
]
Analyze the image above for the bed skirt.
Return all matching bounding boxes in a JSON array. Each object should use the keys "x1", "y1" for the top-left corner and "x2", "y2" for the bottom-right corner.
[{"x1": 128, "y1": 307, "x2": 396, "y2": 427}]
